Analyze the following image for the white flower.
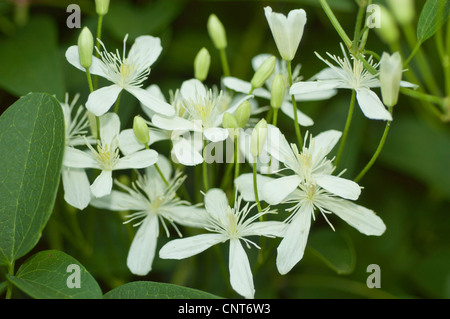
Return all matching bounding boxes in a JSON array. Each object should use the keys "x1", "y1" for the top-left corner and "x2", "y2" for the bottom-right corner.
[
  {"x1": 60, "y1": 93, "x2": 94, "y2": 210},
  {"x1": 224, "y1": 54, "x2": 337, "y2": 127},
  {"x1": 264, "y1": 6, "x2": 307, "y2": 62},
  {"x1": 151, "y1": 79, "x2": 251, "y2": 165},
  {"x1": 379, "y1": 52, "x2": 403, "y2": 107},
  {"x1": 63, "y1": 112, "x2": 158, "y2": 198},
  {"x1": 91, "y1": 155, "x2": 207, "y2": 276},
  {"x1": 289, "y1": 44, "x2": 416, "y2": 121},
  {"x1": 159, "y1": 188, "x2": 286, "y2": 299},
  {"x1": 65, "y1": 35, "x2": 175, "y2": 117}
]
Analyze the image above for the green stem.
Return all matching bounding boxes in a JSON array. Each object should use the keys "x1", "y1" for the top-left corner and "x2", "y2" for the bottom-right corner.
[
  {"x1": 219, "y1": 49, "x2": 231, "y2": 77},
  {"x1": 202, "y1": 158, "x2": 209, "y2": 192},
  {"x1": 113, "y1": 91, "x2": 123, "y2": 114},
  {"x1": 233, "y1": 134, "x2": 240, "y2": 202},
  {"x1": 355, "y1": 107, "x2": 393, "y2": 182},
  {"x1": 93, "y1": 14, "x2": 104, "y2": 90},
  {"x1": 86, "y1": 69, "x2": 94, "y2": 93},
  {"x1": 5, "y1": 261, "x2": 14, "y2": 299},
  {"x1": 400, "y1": 87, "x2": 444, "y2": 116},
  {"x1": 272, "y1": 108, "x2": 279, "y2": 126},
  {"x1": 318, "y1": 0, "x2": 352, "y2": 49},
  {"x1": 335, "y1": 90, "x2": 356, "y2": 168},
  {"x1": 155, "y1": 163, "x2": 169, "y2": 187},
  {"x1": 287, "y1": 60, "x2": 303, "y2": 148},
  {"x1": 253, "y1": 162, "x2": 262, "y2": 214},
  {"x1": 352, "y1": 0, "x2": 367, "y2": 54}
]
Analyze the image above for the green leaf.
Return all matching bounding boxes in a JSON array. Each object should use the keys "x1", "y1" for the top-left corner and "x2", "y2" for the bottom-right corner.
[
  {"x1": 103, "y1": 281, "x2": 221, "y2": 299},
  {"x1": 0, "y1": 16, "x2": 65, "y2": 99},
  {"x1": 7, "y1": 250, "x2": 102, "y2": 299},
  {"x1": 417, "y1": 0, "x2": 450, "y2": 44},
  {"x1": 0, "y1": 93, "x2": 65, "y2": 266},
  {"x1": 308, "y1": 229, "x2": 356, "y2": 275}
]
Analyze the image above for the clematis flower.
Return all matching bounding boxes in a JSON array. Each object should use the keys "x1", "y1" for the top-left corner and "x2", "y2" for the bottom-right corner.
[
  {"x1": 91, "y1": 156, "x2": 207, "y2": 276},
  {"x1": 63, "y1": 112, "x2": 158, "y2": 198},
  {"x1": 65, "y1": 34, "x2": 175, "y2": 117},
  {"x1": 264, "y1": 6, "x2": 307, "y2": 62},
  {"x1": 151, "y1": 79, "x2": 251, "y2": 165},
  {"x1": 224, "y1": 54, "x2": 337, "y2": 127},
  {"x1": 60, "y1": 93, "x2": 95, "y2": 210},
  {"x1": 159, "y1": 188, "x2": 286, "y2": 299},
  {"x1": 289, "y1": 44, "x2": 417, "y2": 121}
]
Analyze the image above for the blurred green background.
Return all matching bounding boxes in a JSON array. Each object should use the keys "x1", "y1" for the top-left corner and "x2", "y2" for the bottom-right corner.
[{"x1": 0, "y1": 0, "x2": 449, "y2": 299}]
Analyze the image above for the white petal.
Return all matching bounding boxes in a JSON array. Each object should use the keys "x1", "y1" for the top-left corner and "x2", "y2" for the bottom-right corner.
[
  {"x1": 325, "y1": 199, "x2": 386, "y2": 236},
  {"x1": 127, "y1": 36, "x2": 162, "y2": 70},
  {"x1": 400, "y1": 80, "x2": 419, "y2": 89},
  {"x1": 118, "y1": 129, "x2": 144, "y2": 155},
  {"x1": 171, "y1": 138, "x2": 203, "y2": 166},
  {"x1": 289, "y1": 80, "x2": 341, "y2": 96},
  {"x1": 181, "y1": 78, "x2": 207, "y2": 101},
  {"x1": 262, "y1": 175, "x2": 302, "y2": 205},
  {"x1": 276, "y1": 203, "x2": 313, "y2": 275},
  {"x1": 115, "y1": 149, "x2": 158, "y2": 170},
  {"x1": 163, "y1": 206, "x2": 208, "y2": 229},
  {"x1": 293, "y1": 89, "x2": 337, "y2": 101},
  {"x1": 90, "y1": 190, "x2": 148, "y2": 211},
  {"x1": 63, "y1": 147, "x2": 99, "y2": 169},
  {"x1": 265, "y1": 124, "x2": 297, "y2": 166},
  {"x1": 242, "y1": 221, "x2": 286, "y2": 238},
  {"x1": 65, "y1": 45, "x2": 108, "y2": 78},
  {"x1": 205, "y1": 188, "x2": 230, "y2": 221},
  {"x1": 86, "y1": 85, "x2": 123, "y2": 117},
  {"x1": 61, "y1": 167, "x2": 91, "y2": 210},
  {"x1": 127, "y1": 214, "x2": 159, "y2": 276},
  {"x1": 159, "y1": 233, "x2": 225, "y2": 259},
  {"x1": 234, "y1": 173, "x2": 274, "y2": 202},
  {"x1": 316, "y1": 175, "x2": 361, "y2": 200},
  {"x1": 223, "y1": 77, "x2": 270, "y2": 99},
  {"x1": 90, "y1": 169, "x2": 113, "y2": 198},
  {"x1": 100, "y1": 112, "x2": 121, "y2": 146},
  {"x1": 152, "y1": 114, "x2": 195, "y2": 131},
  {"x1": 356, "y1": 88, "x2": 392, "y2": 121},
  {"x1": 127, "y1": 87, "x2": 175, "y2": 117},
  {"x1": 229, "y1": 239, "x2": 255, "y2": 299},
  {"x1": 280, "y1": 101, "x2": 314, "y2": 127},
  {"x1": 204, "y1": 127, "x2": 228, "y2": 143},
  {"x1": 311, "y1": 129, "x2": 342, "y2": 160},
  {"x1": 139, "y1": 84, "x2": 167, "y2": 119},
  {"x1": 146, "y1": 154, "x2": 173, "y2": 180}
]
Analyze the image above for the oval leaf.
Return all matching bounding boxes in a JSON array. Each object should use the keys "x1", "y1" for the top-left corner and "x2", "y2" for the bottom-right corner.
[
  {"x1": 7, "y1": 250, "x2": 102, "y2": 299},
  {"x1": 103, "y1": 281, "x2": 221, "y2": 299},
  {"x1": 308, "y1": 229, "x2": 356, "y2": 275},
  {"x1": 0, "y1": 93, "x2": 65, "y2": 266},
  {"x1": 417, "y1": 0, "x2": 450, "y2": 44}
]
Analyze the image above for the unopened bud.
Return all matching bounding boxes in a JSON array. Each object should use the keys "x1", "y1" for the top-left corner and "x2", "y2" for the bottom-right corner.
[
  {"x1": 133, "y1": 115, "x2": 150, "y2": 145},
  {"x1": 386, "y1": 0, "x2": 415, "y2": 26},
  {"x1": 375, "y1": 6, "x2": 400, "y2": 45},
  {"x1": 270, "y1": 74, "x2": 285, "y2": 109},
  {"x1": 207, "y1": 14, "x2": 227, "y2": 50},
  {"x1": 380, "y1": 52, "x2": 402, "y2": 107},
  {"x1": 222, "y1": 112, "x2": 239, "y2": 129},
  {"x1": 234, "y1": 100, "x2": 252, "y2": 128},
  {"x1": 250, "y1": 119, "x2": 267, "y2": 158},
  {"x1": 251, "y1": 56, "x2": 276, "y2": 90},
  {"x1": 95, "y1": 0, "x2": 110, "y2": 16},
  {"x1": 194, "y1": 47, "x2": 211, "y2": 82},
  {"x1": 78, "y1": 27, "x2": 94, "y2": 69}
]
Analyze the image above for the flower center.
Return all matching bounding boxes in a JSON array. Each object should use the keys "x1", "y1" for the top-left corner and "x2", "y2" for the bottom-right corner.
[
  {"x1": 151, "y1": 195, "x2": 165, "y2": 212},
  {"x1": 93, "y1": 142, "x2": 120, "y2": 170}
]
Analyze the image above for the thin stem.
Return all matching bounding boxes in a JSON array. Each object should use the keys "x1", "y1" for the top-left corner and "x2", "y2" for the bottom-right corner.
[
  {"x1": 233, "y1": 134, "x2": 240, "y2": 202},
  {"x1": 155, "y1": 163, "x2": 169, "y2": 188},
  {"x1": 272, "y1": 108, "x2": 279, "y2": 126},
  {"x1": 219, "y1": 49, "x2": 230, "y2": 77},
  {"x1": 287, "y1": 60, "x2": 303, "y2": 148},
  {"x1": 5, "y1": 261, "x2": 14, "y2": 299},
  {"x1": 335, "y1": 90, "x2": 356, "y2": 168},
  {"x1": 355, "y1": 107, "x2": 393, "y2": 182},
  {"x1": 86, "y1": 69, "x2": 94, "y2": 93},
  {"x1": 318, "y1": 0, "x2": 352, "y2": 49},
  {"x1": 93, "y1": 14, "x2": 104, "y2": 90},
  {"x1": 202, "y1": 157, "x2": 209, "y2": 192},
  {"x1": 400, "y1": 87, "x2": 444, "y2": 116},
  {"x1": 352, "y1": 0, "x2": 367, "y2": 54},
  {"x1": 253, "y1": 162, "x2": 262, "y2": 214}
]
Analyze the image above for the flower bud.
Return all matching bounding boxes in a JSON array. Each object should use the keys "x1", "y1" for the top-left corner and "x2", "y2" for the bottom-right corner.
[
  {"x1": 386, "y1": 0, "x2": 415, "y2": 26},
  {"x1": 380, "y1": 52, "x2": 403, "y2": 107},
  {"x1": 234, "y1": 100, "x2": 252, "y2": 128},
  {"x1": 250, "y1": 119, "x2": 267, "y2": 158},
  {"x1": 77, "y1": 27, "x2": 94, "y2": 69},
  {"x1": 375, "y1": 6, "x2": 400, "y2": 45},
  {"x1": 207, "y1": 14, "x2": 227, "y2": 50},
  {"x1": 95, "y1": 0, "x2": 110, "y2": 16},
  {"x1": 222, "y1": 112, "x2": 239, "y2": 129},
  {"x1": 250, "y1": 56, "x2": 276, "y2": 90},
  {"x1": 194, "y1": 47, "x2": 211, "y2": 82},
  {"x1": 270, "y1": 74, "x2": 285, "y2": 109},
  {"x1": 133, "y1": 115, "x2": 150, "y2": 145}
]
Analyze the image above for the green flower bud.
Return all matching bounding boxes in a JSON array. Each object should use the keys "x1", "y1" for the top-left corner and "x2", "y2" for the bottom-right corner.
[
  {"x1": 133, "y1": 115, "x2": 150, "y2": 145},
  {"x1": 95, "y1": 0, "x2": 110, "y2": 16},
  {"x1": 251, "y1": 56, "x2": 276, "y2": 90},
  {"x1": 375, "y1": 6, "x2": 400, "y2": 45},
  {"x1": 194, "y1": 47, "x2": 211, "y2": 82},
  {"x1": 270, "y1": 74, "x2": 285, "y2": 109},
  {"x1": 250, "y1": 119, "x2": 267, "y2": 158},
  {"x1": 234, "y1": 100, "x2": 252, "y2": 128},
  {"x1": 77, "y1": 27, "x2": 94, "y2": 69},
  {"x1": 207, "y1": 14, "x2": 227, "y2": 50},
  {"x1": 222, "y1": 112, "x2": 239, "y2": 129},
  {"x1": 380, "y1": 52, "x2": 402, "y2": 107},
  {"x1": 386, "y1": 0, "x2": 415, "y2": 26}
]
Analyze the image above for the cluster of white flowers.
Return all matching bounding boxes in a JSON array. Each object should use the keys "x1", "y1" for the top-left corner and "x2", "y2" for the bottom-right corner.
[{"x1": 59, "y1": 5, "x2": 413, "y2": 299}]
